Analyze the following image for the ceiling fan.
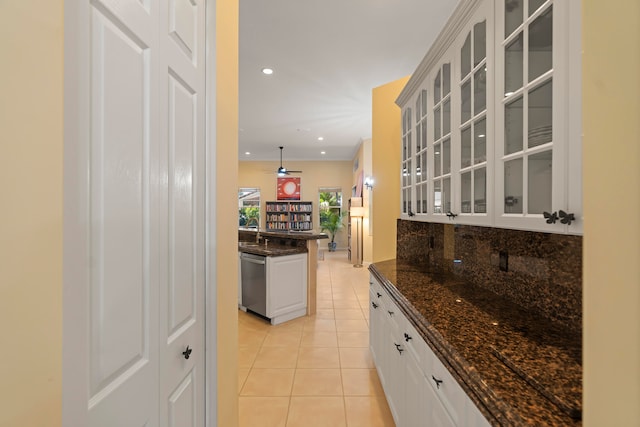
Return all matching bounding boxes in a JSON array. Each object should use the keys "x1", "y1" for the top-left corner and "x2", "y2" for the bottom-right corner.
[{"x1": 277, "y1": 146, "x2": 302, "y2": 176}]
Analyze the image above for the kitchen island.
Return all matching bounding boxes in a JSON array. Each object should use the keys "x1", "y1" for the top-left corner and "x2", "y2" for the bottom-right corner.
[
  {"x1": 238, "y1": 228, "x2": 327, "y2": 316},
  {"x1": 370, "y1": 259, "x2": 582, "y2": 426}
]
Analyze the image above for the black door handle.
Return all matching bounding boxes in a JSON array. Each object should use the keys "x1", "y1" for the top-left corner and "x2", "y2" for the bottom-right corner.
[{"x1": 182, "y1": 345, "x2": 192, "y2": 360}]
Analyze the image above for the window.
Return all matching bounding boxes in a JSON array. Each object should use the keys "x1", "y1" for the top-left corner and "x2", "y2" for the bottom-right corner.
[{"x1": 238, "y1": 187, "x2": 260, "y2": 227}]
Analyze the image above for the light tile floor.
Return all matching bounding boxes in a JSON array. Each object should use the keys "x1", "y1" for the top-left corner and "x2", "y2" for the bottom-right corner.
[{"x1": 238, "y1": 250, "x2": 395, "y2": 427}]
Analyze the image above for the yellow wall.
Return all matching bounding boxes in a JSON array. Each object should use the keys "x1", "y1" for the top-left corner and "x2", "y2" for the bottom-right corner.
[
  {"x1": 239, "y1": 160, "x2": 353, "y2": 250},
  {"x1": 0, "y1": 2, "x2": 64, "y2": 426},
  {"x1": 216, "y1": 0, "x2": 240, "y2": 425},
  {"x1": 583, "y1": 0, "x2": 640, "y2": 424},
  {"x1": 371, "y1": 77, "x2": 408, "y2": 262}
]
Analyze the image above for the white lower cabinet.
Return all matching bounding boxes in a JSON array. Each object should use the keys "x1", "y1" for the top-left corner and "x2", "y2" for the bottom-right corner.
[
  {"x1": 370, "y1": 274, "x2": 490, "y2": 427},
  {"x1": 267, "y1": 253, "x2": 307, "y2": 324}
]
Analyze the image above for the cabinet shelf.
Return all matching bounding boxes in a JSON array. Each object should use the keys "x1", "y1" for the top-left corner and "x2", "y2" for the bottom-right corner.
[{"x1": 265, "y1": 201, "x2": 313, "y2": 231}]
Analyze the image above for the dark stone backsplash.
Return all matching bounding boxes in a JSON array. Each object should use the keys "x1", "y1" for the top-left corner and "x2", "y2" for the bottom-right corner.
[{"x1": 397, "y1": 220, "x2": 582, "y2": 331}]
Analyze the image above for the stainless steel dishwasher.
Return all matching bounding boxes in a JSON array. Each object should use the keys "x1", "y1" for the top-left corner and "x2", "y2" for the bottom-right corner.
[{"x1": 240, "y1": 252, "x2": 267, "y2": 318}]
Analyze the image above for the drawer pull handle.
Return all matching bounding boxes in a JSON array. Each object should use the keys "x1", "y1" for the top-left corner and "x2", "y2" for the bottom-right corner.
[
  {"x1": 394, "y1": 343, "x2": 404, "y2": 354},
  {"x1": 404, "y1": 333, "x2": 412, "y2": 342},
  {"x1": 371, "y1": 302, "x2": 379, "y2": 309},
  {"x1": 387, "y1": 310, "x2": 394, "y2": 316},
  {"x1": 432, "y1": 375, "x2": 443, "y2": 389},
  {"x1": 376, "y1": 292, "x2": 382, "y2": 298}
]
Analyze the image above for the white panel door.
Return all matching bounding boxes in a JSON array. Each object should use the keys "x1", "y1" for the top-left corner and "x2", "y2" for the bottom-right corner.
[
  {"x1": 78, "y1": 0, "x2": 205, "y2": 425},
  {"x1": 87, "y1": 1, "x2": 160, "y2": 425},
  {"x1": 159, "y1": 0, "x2": 206, "y2": 426}
]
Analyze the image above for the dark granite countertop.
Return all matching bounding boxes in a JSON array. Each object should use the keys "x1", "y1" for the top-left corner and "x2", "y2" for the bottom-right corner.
[
  {"x1": 238, "y1": 241, "x2": 307, "y2": 257},
  {"x1": 370, "y1": 259, "x2": 582, "y2": 426},
  {"x1": 238, "y1": 227, "x2": 328, "y2": 241}
]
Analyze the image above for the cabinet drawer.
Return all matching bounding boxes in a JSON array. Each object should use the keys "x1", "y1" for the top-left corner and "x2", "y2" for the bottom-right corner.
[
  {"x1": 401, "y1": 319, "x2": 431, "y2": 375},
  {"x1": 428, "y1": 353, "x2": 467, "y2": 425}
]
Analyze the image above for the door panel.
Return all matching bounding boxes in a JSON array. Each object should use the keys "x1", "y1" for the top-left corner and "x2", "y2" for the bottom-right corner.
[
  {"x1": 168, "y1": 72, "x2": 197, "y2": 338},
  {"x1": 88, "y1": 1, "x2": 159, "y2": 425},
  {"x1": 159, "y1": 0, "x2": 206, "y2": 425},
  {"x1": 169, "y1": 369, "x2": 197, "y2": 427}
]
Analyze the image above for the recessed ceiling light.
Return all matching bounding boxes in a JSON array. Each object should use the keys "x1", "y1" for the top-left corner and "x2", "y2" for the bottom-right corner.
[
  {"x1": 245, "y1": 151, "x2": 250, "y2": 155},
  {"x1": 261, "y1": 68, "x2": 274, "y2": 75},
  {"x1": 317, "y1": 137, "x2": 324, "y2": 141},
  {"x1": 321, "y1": 151, "x2": 326, "y2": 155},
  {"x1": 478, "y1": 134, "x2": 485, "y2": 138}
]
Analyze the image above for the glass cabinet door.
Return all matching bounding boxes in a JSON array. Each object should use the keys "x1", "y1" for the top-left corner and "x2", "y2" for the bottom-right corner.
[
  {"x1": 415, "y1": 89, "x2": 429, "y2": 214},
  {"x1": 501, "y1": 0, "x2": 553, "y2": 217},
  {"x1": 433, "y1": 64, "x2": 452, "y2": 215},
  {"x1": 401, "y1": 107, "x2": 413, "y2": 215},
  {"x1": 459, "y1": 20, "x2": 488, "y2": 216}
]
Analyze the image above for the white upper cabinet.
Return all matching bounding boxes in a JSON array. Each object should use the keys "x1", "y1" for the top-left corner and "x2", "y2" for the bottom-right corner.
[{"x1": 397, "y1": 0, "x2": 582, "y2": 235}]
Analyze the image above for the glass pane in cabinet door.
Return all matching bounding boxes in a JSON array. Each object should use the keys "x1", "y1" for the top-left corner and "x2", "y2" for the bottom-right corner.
[
  {"x1": 461, "y1": 33, "x2": 471, "y2": 79},
  {"x1": 434, "y1": 143, "x2": 442, "y2": 177},
  {"x1": 505, "y1": 96, "x2": 523, "y2": 154},
  {"x1": 443, "y1": 100, "x2": 451, "y2": 135},
  {"x1": 474, "y1": 118, "x2": 487, "y2": 164},
  {"x1": 474, "y1": 168, "x2": 487, "y2": 213},
  {"x1": 434, "y1": 107, "x2": 441, "y2": 140},
  {"x1": 474, "y1": 20, "x2": 486, "y2": 66},
  {"x1": 505, "y1": 33, "x2": 524, "y2": 95},
  {"x1": 402, "y1": 163, "x2": 408, "y2": 187},
  {"x1": 421, "y1": 120, "x2": 428, "y2": 152},
  {"x1": 416, "y1": 185, "x2": 423, "y2": 213},
  {"x1": 421, "y1": 183, "x2": 428, "y2": 213},
  {"x1": 461, "y1": 126, "x2": 472, "y2": 168},
  {"x1": 416, "y1": 122, "x2": 422, "y2": 152},
  {"x1": 443, "y1": 138, "x2": 451, "y2": 174},
  {"x1": 434, "y1": 180, "x2": 442, "y2": 214},
  {"x1": 443, "y1": 64, "x2": 451, "y2": 96},
  {"x1": 443, "y1": 178, "x2": 451, "y2": 213},
  {"x1": 474, "y1": 68, "x2": 486, "y2": 115},
  {"x1": 504, "y1": 158, "x2": 523, "y2": 213},
  {"x1": 528, "y1": 79, "x2": 552, "y2": 148},
  {"x1": 505, "y1": 0, "x2": 523, "y2": 37},
  {"x1": 403, "y1": 135, "x2": 408, "y2": 161},
  {"x1": 422, "y1": 89, "x2": 428, "y2": 115},
  {"x1": 461, "y1": 172, "x2": 472, "y2": 213},
  {"x1": 420, "y1": 153, "x2": 427, "y2": 182},
  {"x1": 461, "y1": 80, "x2": 472, "y2": 124},
  {"x1": 407, "y1": 159, "x2": 412, "y2": 185},
  {"x1": 408, "y1": 132, "x2": 412, "y2": 157},
  {"x1": 434, "y1": 70, "x2": 442, "y2": 104},
  {"x1": 416, "y1": 153, "x2": 423, "y2": 182},
  {"x1": 529, "y1": 0, "x2": 546, "y2": 16},
  {"x1": 529, "y1": 6, "x2": 553, "y2": 82},
  {"x1": 528, "y1": 150, "x2": 552, "y2": 214}
]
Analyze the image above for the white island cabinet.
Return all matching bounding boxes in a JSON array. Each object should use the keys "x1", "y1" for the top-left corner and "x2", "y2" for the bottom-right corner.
[
  {"x1": 239, "y1": 251, "x2": 308, "y2": 325},
  {"x1": 370, "y1": 274, "x2": 490, "y2": 427},
  {"x1": 397, "y1": 0, "x2": 582, "y2": 235},
  {"x1": 267, "y1": 253, "x2": 307, "y2": 324}
]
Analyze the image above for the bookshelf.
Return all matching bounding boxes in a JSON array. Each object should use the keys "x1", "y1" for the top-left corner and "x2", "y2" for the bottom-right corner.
[{"x1": 265, "y1": 201, "x2": 313, "y2": 231}]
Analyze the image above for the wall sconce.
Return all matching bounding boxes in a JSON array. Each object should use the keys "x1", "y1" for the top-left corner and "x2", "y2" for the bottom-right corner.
[{"x1": 364, "y1": 176, "x2": 374, "y2": 190}]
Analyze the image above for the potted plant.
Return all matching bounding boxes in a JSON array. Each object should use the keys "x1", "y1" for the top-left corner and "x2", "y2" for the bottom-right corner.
[{"x1": 320, "y1": 209, "x2": 346, "y2": 252}]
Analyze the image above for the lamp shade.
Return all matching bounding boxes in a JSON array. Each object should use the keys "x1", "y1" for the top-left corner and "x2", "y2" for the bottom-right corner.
[{"x1": 350, "y1": 206, "x2": 366, "y2": 217}]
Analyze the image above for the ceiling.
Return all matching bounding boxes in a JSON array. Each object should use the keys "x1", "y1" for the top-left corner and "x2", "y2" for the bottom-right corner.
[{"x1": 238, "y1": 0, "x2": 459, "y2": 162}]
